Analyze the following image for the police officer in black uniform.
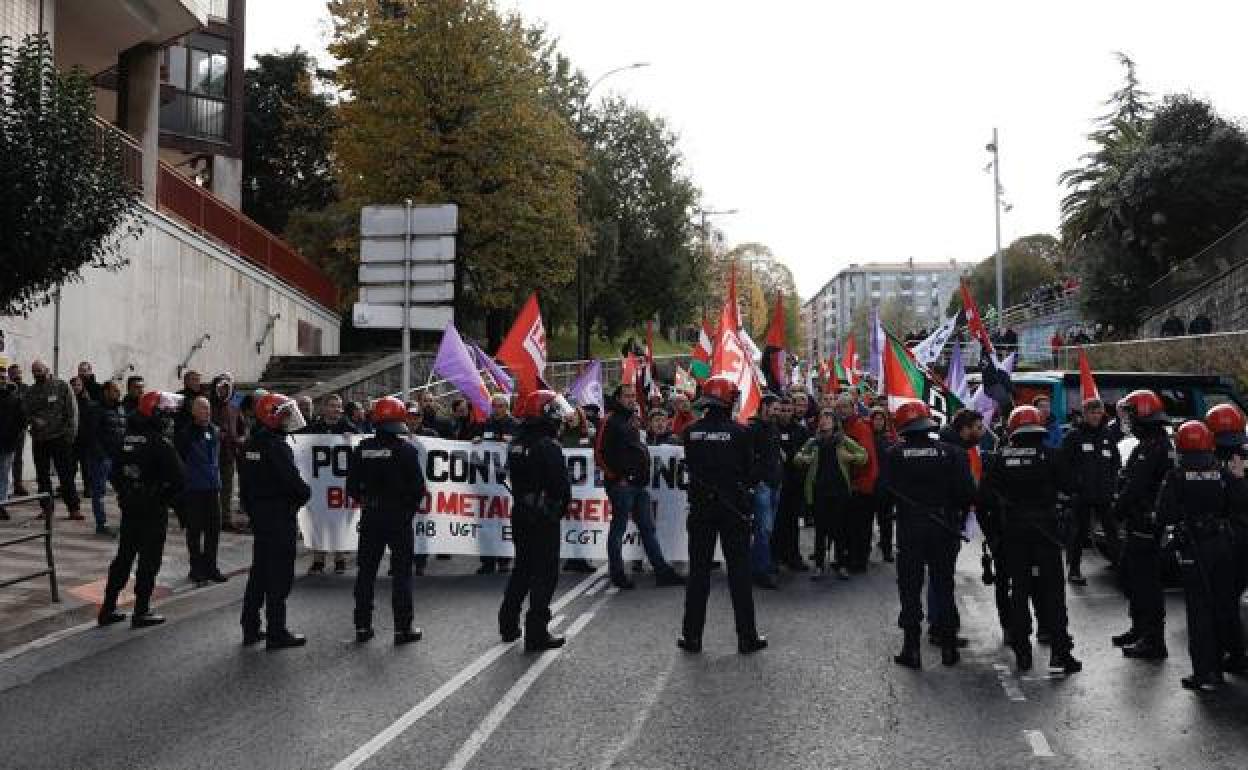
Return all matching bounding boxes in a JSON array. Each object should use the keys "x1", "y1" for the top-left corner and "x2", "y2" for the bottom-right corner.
[
  {"x1": 1060, "y1": 397, "x2": 1121, "y2": 585},
  {"x1": 1111, "y1": 389, "x2": 1175, "y2": 660},
  {"x1": 499, "y1": 389, "x2": 576, "y2": 652},
  {"x1": 1157, "y1": 420, "x2": 1248, "y2": 691},
  {"x1": 878, "y1": 399, "x2": 974, "y2": 669},
  {"x1": 678, "y1": 374, "x2": 767, "y2": 655},
  {"x1": 239, "y1": 393, "x2": 312, "y2": 650},
  {"x1": 1207, "y1": 403, "x2": 1248, "y2": 617},
  {"x1": 981, "y1": 406, "x2": 1081, "y2": 674},
  {"x1": 98, "y1": 391, "x2": 186, "y2": 628},
  {"x1": 347, "y1": 396, "x2": 425, "y2": 645}
]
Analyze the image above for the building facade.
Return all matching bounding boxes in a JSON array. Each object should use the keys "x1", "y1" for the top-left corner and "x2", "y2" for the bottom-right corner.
[
  {"x1": 1, "y1": 0, "x2": 340, "y2": 386},
  {"x1": 802, "y1": 259, "x2": 972, "y2": 363}
]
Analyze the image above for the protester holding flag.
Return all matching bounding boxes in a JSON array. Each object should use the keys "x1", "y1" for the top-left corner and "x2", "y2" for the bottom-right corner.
[{"x1": 597, "y1": 383, "x2": 684, "y2": 589}]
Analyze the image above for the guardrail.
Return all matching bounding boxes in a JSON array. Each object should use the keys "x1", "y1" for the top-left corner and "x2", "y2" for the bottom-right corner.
[
  {"x1": 91, "y1": 117, "x2": 144, "y2": 192},
  {"x1": 0, "y1": 494, "x2": 59, "y2": 602}
]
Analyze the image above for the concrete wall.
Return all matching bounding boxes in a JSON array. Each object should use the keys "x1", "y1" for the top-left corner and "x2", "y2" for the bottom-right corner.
[
  {"x1": 1138, "y1": 257, "x2": 1248, "y2": 337},
  {"x1": 1055, "y1": 332, "x2": 1248, "y2": 392},
  {"x1": 1, "y1": 205, "x2": 339, "y2": 389},
  {"x1": 1, "y1": 0, "x2": 43, "y2": 42}
]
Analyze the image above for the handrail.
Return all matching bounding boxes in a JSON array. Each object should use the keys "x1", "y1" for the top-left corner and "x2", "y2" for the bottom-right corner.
[
  {"x1": 0, "y1": 493, "x2": 59, "y2": 602},
  {"x1": 90, "y1": 117, "x2": 144, "y2": 192},
  {"x1": 177, "y1": 333, "x2": 212, "y2": 379},
  {"x1": 256, "y1": 312, "x2": 281, "y2": 355}
]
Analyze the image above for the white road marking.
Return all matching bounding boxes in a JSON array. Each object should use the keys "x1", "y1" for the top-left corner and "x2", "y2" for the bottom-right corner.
[
  {"x1": 1024, "y1": 729, "x2": 1054, "y2": 757},
  {"x1": 332, "y1": 567, "x2": 605, "y2": 770},
  {"x1": 993, "y1": 663, "x2": 1026, "y2": 702},
  {"x1": 0, "y1": 619, "x2": 96, "y2": 665},
  {"x1": 441, "y1": 595, "x2": 611, "y2": 770},
  {"x1": 583, "y1": 577, "x2": 607, "y2": 597},
  {"x1": 593, "y1": 647, "x2": 676, "y2": 770},
  {"x1": 549, "y1": 615, "x2": 566, "y2": 631}
]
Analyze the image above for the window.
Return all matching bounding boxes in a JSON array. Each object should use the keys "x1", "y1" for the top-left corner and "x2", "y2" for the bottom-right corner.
[
  {"x1": 161, "y1": 32, "x2": 231, "y2": 143},
  {"x1": 190, "y1": 48, "x2": 228, "y2": 97},
  {"x1": 206, "y1": 0, "x2": 230, "y2": 20}
]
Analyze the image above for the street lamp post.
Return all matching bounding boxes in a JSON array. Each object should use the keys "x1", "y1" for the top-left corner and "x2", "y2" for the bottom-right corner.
[
  {"x1": 987, "y1": 128, "x2": 1004, "y2": 330},
  {"x1": 576, "y1": 62, "x2": 651, "y2": 360},
  {"x1": 698, "y1": 208, "x2": 739, "y2": 319}
]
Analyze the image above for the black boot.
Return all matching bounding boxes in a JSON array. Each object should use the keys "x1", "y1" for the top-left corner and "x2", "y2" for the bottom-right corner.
[
  {"x1": 266, "y1": 630, "x2": 307, "y2": 651},
  {"x1": 1049, "y1": 649, "x2": 1082, "y2": 674},
  {"x1": 1222, "y1": 653, "x2": 1248, "y2": 675},
  {"x1": 656, "y1": 569, "x2": 687, "y2": 587},
  {"x1": 941, "y1": 640, "x2": 960, "y2": 666},
  {"x1": 355, "y1": 627, "x2": 375, "y2": 643},
  {"x1": 1111, "y1": 628, "x2": 1141, "y2": 647},
  {"x1": 131, "y1": 612, "x2": 165, "y2": 629},
  {"x1": 677, "y1": 636, "x2": 702, "y2": 653},
  {"x1": 738, "y1": 634, "x2": 768, "y2": 655},
  {"x1": 501, "y1": 627, "x2": 522, "y2": 643},
  {"x1": 894, "y1": 630, "x2": 921, "y2": 669},
  {"x1": 395, "y1": 628, "x2": 422, "y2": 645},
  {"x1": 242, "y1": 628, "x2": 267, "y2": 646},
  {"x1": 525, "y1": 635, "x2": 566, "y2": 653},
  {"x1": 1181, "y1": 673, "x2": 1224, "y2": 692},
  {"x1": 1122, "y1": 637, "x2": 1168, "y2": 660}
]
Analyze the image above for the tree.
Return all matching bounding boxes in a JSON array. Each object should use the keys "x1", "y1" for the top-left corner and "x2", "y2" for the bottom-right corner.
[
  {"x1": 242, "y1": 48, "x2": 337, "y2": 235},
  {"x1": 946, "y1": 234, "x2": 1061, "y2": 315},
  {"x1": 329, "y1": 0, "x2": 585, "y2": 346},
  {"x1": 580, "y1": 97, "x2": 702, "y2": 339},
  {"x1": 847, "y1": 298, "x2": 915, "y2": 359},
  {"x1": 719, "y1": 242, "x2": 802, "y2": 347},
  {"x1": 0, "y1": 34, "x2": 142, "y2": 316}
]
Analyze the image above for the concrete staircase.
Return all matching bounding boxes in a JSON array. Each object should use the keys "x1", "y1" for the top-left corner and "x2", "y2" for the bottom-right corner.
[{"x1": 239, "y1": 351, "x2": 396, "y2": 397}]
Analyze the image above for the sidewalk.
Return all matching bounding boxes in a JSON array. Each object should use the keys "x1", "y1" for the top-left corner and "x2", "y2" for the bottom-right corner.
[{"x1": 0, "y1": 492, "x2": 276, "y2": 653}]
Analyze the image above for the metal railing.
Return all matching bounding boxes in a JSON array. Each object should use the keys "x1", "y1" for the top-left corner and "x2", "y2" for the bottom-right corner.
[
  {"x1": 996, "y1": 287, "x2": 1079, "y2": 329},
  {"x1": 156, "y1": 162, "x2": 339, "y2": 310},
  {"x1": 91, "y1": 117, "x2": 144, "y2": 192},
  {"x1": 1142, "y1": 217, "x2": 1248, "y2": 318},
  {"x1": 0, "y1": 494, "x2": 58, "y2": 602}
]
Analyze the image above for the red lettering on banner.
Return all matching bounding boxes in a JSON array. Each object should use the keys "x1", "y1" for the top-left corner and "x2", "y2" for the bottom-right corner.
[
  {"x1": 583, "y1": 499, "x2": 601, "y2": 522},
  {"x1": 564, "y1": 499, "x2": 582, "y2": 521},
  {"x1": 326, "y1": 487, "x2": 358, "y2": 510},
  {"x1": 460, "y1": 494, "x2": 479, "y2": 518},
  {"x1": 417, "y1": 491, "x2": 432, "y2": 514},
  {"x1": 436, "y1": 490, "x2": 460, "y2": 515},
  {"x1": 485, "y1": 496, "x2": 510, "y2": 519}
]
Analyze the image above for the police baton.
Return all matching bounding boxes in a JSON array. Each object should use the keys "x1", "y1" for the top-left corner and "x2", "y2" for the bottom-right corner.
[{"x1": 685, "y1": 474, "x2": 753, "y2": 525}]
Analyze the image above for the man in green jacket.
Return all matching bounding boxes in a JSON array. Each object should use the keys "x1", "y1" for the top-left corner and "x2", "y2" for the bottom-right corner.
[{"x1": 22, "y1": 360, "x2": 80, "y2": 519}]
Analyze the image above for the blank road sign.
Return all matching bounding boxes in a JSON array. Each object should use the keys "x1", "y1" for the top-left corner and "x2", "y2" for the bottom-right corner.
[
  {"x1": 360, "y1": 283, "x2": 455, "y2": 304},
  {"x1": 352, "y1": 303, "x2": 453, "y2": 330},
  {"x1": 360, "y1": 204, "x2": 458, "y2": 237},
  {"x1": 359, "y1": 262, "x2": 456, "y2": 284},
  {"x1": 360, "y1": 235, "x2": 455, "y2": 263}
]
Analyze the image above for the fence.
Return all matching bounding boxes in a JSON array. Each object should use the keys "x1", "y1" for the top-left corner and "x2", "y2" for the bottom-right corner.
[
  {"x1": 0, "y1": 494, "x2": 58, "y2": 602},
  {"x1": 1143, "y1": 218, "x2": 1248, "y2": 317},
  {"x1": 1053, "y1": 330, "x2": 1248, "y2": 391}
]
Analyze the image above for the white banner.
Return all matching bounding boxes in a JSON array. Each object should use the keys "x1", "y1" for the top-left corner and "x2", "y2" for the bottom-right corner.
[{"x1": 291, "y1": 435, "x2": 694, "y2": 560}]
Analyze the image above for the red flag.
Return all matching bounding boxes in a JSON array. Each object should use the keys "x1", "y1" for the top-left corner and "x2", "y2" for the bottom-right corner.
[
  {"x1": 960, "y1": 280, "x2": 995, "y2": 354},
  {"x1": 710, "y1": 263, "x2": 761, "y2": 423},
  {"x1": 841, "y1": 336, "x2": 859, "y2": 386},
  {"x1": 825, "y1": 355, "x2": 840, "y2": 393},
  {"x1": 1078, "y1": 349, "x2": 1100, "y2": 403},
  {"x1": 764, "y1": 294, "x2": 786, "y2": 349},
  {"x1": 496, "y1": 293, "x2": 546, "y2": 408}
]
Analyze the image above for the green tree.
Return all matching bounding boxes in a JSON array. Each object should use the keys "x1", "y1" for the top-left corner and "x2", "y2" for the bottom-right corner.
[
  {"x1": 946, "y1": 234, "x2": 1061, "y2": 314},
  {"x1": 580, "y1": 97, "x2": 701, "y2": 338},
  {"x1": 329, "y1": 0, "x2": 585, "y2": 346},
  {"x1": 0, "y1": 35, "x2": 142, "y2": 315},
  {"x1": 242, "y1": 47, "x2": 337, "y2": 235},
  {"x1": 847, "y1": 298, "x2": 915, "y2": 358}
]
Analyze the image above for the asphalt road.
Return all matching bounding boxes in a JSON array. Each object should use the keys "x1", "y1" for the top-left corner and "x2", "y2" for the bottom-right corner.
[{"x1": 2, "y1": 538, "x2": 1248, "y2": 770}]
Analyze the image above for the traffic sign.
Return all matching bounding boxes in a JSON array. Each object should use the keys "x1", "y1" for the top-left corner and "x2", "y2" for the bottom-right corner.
[
  {"x1": 360, "y1": 235, "x2": 455, "y2": 264},
  {"x1": 352, "y1": 303, "x2": 453, "y2": 331},
  {"x1": 361, "y1": 204, "x2": 457, "y2": 237},
  {"x1": 359, "y1": 283, "x2": 455, "y2": 304},
  {"x1": 358, "y1": 262, "x2": 455, "y2": 284}
]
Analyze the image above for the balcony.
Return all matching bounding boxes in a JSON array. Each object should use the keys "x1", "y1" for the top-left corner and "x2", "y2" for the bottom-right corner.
[
  {"x1": 55, "y1": 0, "x2": 207, "y2": 76},
  {"x1": 160, "y1": 90, "x2": 229, "y2": 143}
]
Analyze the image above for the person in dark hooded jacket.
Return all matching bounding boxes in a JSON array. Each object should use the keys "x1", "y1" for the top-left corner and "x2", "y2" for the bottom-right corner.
[{"x1": 209, "y1": 374, "x2": 247, "y2": 533}]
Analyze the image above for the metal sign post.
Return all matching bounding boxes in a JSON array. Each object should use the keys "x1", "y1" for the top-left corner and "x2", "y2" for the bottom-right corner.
[{"x1": 401, "y1": 200, "x2": 412, "y2": 399}]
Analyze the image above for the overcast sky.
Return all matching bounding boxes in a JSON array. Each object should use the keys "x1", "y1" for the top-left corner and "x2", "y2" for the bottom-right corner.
[{"x1": 247, "y1": 1, "x2": 1248, "y2": 298}]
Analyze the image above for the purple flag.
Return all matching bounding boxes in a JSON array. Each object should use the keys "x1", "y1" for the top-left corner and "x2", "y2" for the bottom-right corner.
[
  {"x1": 470, "y1": 342, "x2": 513, "y2": 394},
  {"x1": 947, "y1": 338, "x2": 968, "y2": 401},
  {"x1": 433, "y1": 322, "x2": 492, "y2": 417},
  {"x1": 567, "y1": 359, "x2": 604, "y2": 411},
  {"x1": 868, "y1": 306, "x2": 884, "y2": 382}
]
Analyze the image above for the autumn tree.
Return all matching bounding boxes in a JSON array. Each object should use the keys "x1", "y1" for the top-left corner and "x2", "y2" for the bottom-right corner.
[
  {"x1": 329, "y1": 0, "x2": 585, "y2": 345},
  {"x1": 946, "y1": 234, "x2": 1062, "y2": 315}
]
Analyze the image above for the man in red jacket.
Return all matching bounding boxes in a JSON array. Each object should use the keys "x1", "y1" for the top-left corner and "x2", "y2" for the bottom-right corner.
[{"x1": 836, "y1": 393, "x2": 880, "y2": 572}]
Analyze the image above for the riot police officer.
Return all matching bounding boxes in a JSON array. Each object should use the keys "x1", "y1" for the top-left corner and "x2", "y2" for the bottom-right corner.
[
  {"x1": 98, "y1": 391, "x2": 186, "y2": 628},
  {"x1": 239, "y1": 393, "x2": 312, "y2": 650},
  {"x1": 981, "y1": 406, "x2": 1081, "y2": 674},
  {"x1": 499, "y1": 390, "x2": 576, "y2": 652},
  {"x1": 878, "y1": 399, "x2": 974, "y2": 669},
  {"x1": 1112, "y1": 389, "x2": 1175, "y2": 660},
  {"x1": 1207, "y1": 403, "x2": 1248, "y2": 630},
  {"x1": 347, "y1": 396, "x2": 425, "y2": 645},
  {"x1": 1060, "y1": 398, "x2": 1121, "y2": 585},
  {"x1": 1157, "y1": 420, "x2": 1248, "y2": 691},
  {"x1": 678, "y1": 375, "x2": 767, "y2": 655}
]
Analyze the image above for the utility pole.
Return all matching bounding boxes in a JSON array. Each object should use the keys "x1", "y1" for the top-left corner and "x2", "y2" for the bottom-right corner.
[{"x1": 988, "y1": 128, "x2": 1004, "y2": 330}]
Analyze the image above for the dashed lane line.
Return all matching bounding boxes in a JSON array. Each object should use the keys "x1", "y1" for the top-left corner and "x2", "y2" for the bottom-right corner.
[{"x1": 1024, "y1": 729, "x2": 1055, "y2": 757}]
